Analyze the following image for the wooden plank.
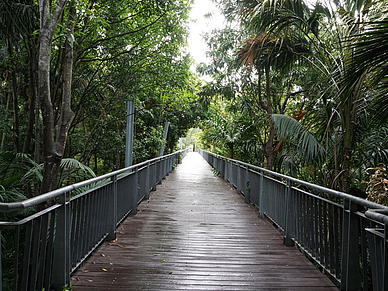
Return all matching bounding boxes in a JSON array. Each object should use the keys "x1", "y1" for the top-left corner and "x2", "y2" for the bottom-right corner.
[{"x1": 71, "y1": 152, "x2": 337, "y2": 290}]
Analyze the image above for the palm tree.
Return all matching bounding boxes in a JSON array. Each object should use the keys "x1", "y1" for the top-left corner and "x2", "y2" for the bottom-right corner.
[{"x1": 233, "y1": 0, "x2": 316, "y2": 170}]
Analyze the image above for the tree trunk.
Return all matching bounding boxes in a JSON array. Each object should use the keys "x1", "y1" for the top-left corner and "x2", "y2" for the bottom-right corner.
[
  {"x1": 264, "y1": 67, "x2": 274, "y2": 171},
  {"x1": 23, "y1": 39, "x2": 38, "y2": 154},
  {"x1": 38, "y1": 0, "x2": 71, "y2": 194},
  {"x1": 340, "y1": 101, "x2": 355, "y2": 193},
  {"x1": 8, "y1": 41, "x2": 20, "y2": 152},
  {"x1": 0, "y1": 92, "x2": 10, "y2": 151}
]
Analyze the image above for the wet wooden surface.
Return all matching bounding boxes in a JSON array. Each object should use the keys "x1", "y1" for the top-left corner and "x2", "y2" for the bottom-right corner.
[{"x1": 71, "y1": 152, "x2": 337, "y2": 290}]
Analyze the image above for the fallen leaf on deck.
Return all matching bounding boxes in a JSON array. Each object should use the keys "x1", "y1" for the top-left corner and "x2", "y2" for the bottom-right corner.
[
  {"x1": 82, "y1": 270, "x2": 89, "y2": 273},
  {"x1": 161, "y1": 259, "x2": 165, "y2": 262},
  {"x1": 100, "y1": 254, "x2": 105, "y2": 257},
  {"x1": 102, "y1": 268, "x2": 108, "y2": 272},
  {"x1": 87, "y1": 279, "x2": 93, "y2": 282},
  {"x1": 118, "y1": 245, "x2": 123, "y2": 248}
]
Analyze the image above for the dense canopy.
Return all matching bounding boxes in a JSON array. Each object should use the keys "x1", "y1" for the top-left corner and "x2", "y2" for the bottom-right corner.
[{"x1": 198, "y1": 0, "x2": 388, "y2": 204}]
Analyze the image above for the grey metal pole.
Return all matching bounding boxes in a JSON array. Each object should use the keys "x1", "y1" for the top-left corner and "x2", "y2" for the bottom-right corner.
[
  {"x1": 125, "y1": 100, "x2": 134, "y2": 167},
  {"x1": 159, "y1": 121, "x2": 169, "y2": 157}
]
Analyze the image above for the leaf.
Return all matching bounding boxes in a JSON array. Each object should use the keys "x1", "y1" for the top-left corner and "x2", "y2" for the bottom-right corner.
[
  {"x1": 102, "y1": 268, "x2": 108, "y2": 272},
  {"x1": 272, "y1": 114, "x2": 325, "y2": 164},
  {"x1": 118, "y1": 245, "x2": 123, "y2": 248},
  {"x1": 161, "y1": 259, "x2": 165, "y2": 262}
]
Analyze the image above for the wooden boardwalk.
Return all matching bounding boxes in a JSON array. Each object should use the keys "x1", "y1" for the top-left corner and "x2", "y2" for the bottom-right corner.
[{"x1": 71, "y1": 152, "x2": 337, "y2": 290}]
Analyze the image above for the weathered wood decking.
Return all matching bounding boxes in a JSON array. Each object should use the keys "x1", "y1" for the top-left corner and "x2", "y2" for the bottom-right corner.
[{"x1": 71, "y1": 152, "x2": 337, "y2": 290}]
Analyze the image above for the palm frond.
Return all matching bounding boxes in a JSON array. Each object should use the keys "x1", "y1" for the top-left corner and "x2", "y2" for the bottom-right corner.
[{"x1": 272, "y1": 114, "x2": 325, "y2": 164}]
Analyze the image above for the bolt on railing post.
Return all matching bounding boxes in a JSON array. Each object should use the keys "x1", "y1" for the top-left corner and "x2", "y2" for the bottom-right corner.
[
  {"x1": 131, "y1": 167, "x2": 139, "y2": 215},
  {"x1": 106, "y1": 175, "x2": 117, "y2": 241},
  {"x1": 52, "y1": 192, "x2": 71, "y2": 289},
  {"x1": 340, "y1": 199, "x2": 360, "y2": 290},
  {"x1": 259, "y1": 170, "x2": 264, "y2": 218},
  {"x1": 284, "y1": 179, "x2": 295, "y2": 246}
]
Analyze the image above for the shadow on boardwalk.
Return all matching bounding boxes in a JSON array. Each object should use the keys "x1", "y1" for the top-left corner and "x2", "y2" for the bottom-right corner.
[{"x1": 71, "y1": 152, "x2": 337, "y2": 290}]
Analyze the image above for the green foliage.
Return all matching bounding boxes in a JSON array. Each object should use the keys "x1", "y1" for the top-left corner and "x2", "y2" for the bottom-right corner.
[
  {"x1": 199, "y1": 0, "x2": 388, "y2": 195},
  {"x1": 272, "y1": 114, "x2": 324, "y2": 164},
  {"x1": 365, "y1": 165, "x2": 388, "y2": 206}
]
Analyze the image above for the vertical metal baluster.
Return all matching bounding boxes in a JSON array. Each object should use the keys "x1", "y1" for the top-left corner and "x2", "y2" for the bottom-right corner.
[
  {"x1": 29, "y1": 216, "x2": 43, "y2": 290},
  {"x1": 318, "y1": 199, "x2": 324, "y2": 265},
  {"x1": 107, "y1": 176, "x2": 117, "y2": 241},
  {"x1": 360, "y1": 218, "x2": 369, "y2": 291},
  {"x1": 45, "y1": 211, "x2": 56, "y2": 290},
  {"x1": 383, "y1": 225, "x2": 388, "y2": 291},
  {"x1": 340, "y1": 200, "x2": 360, "y2": 290},
  {"x1": 259, "y1": 171, "x2": 264, "y2": 218},
  {"x1": 329, "y1": 204, "x2": 335, "y2": 274},
  {"x1": 13, "y1": 227, "x2": 20, "y2": 291},
  {"x1": 70, "y1": 199, "x2": 77, "y2": 268},
  {"x1": 244, "y1": 166, "x2": 250, "y2": 204},
  {"x1": 131, "y1": 167, "x2": 139, "y2": 215},
  {"x1": 52, "y1": 191, "x2": 71, "y2": 289},
  {"x1": 145, "y1": 162, "x2": 150, "y2": 199},
  {"x1": 313, "y1": 197, "x2": 318, "y2": 258},
  {"x1": 323, "y1": 201, "x2": 329, "y2": 270},
  {"x1": 334, "y1": 206, "x2": 340, "y2": 279},
  {"x1": 301, "y1": 194, "x2": 306, "y2": 248},
  {"x1": 284, "y1": 180, "x2": 295, "y2": 246},
  {"x1": 21, "y1": 222, "x2": 33, "y2": 289}
]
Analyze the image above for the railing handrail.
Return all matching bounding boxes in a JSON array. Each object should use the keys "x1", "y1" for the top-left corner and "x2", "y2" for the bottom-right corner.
[
  {"x1": 0, "y1": 150, "x2": 186, "y2": 213},
  {"x1": 200, "y1": 149, "x2": 388, "y2": 213}
]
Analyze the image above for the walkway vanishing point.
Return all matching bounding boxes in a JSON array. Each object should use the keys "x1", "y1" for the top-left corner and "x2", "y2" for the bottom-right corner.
[{"x1": 71, "y1": 152, "x2": 337, "y2": 290}]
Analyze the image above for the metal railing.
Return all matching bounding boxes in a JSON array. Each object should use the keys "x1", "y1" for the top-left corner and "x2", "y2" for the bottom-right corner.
[
  {"x1": 0, "y1": 149, "x2": 188, "y2": 291},
  {"x1": 199, "y1": 149, "x2": 388, "y2": 291}
]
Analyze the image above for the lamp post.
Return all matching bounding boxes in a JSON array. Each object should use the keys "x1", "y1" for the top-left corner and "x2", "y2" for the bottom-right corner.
[{"x1": 125, "y1": 100, "x2": 134, "y2": 167}]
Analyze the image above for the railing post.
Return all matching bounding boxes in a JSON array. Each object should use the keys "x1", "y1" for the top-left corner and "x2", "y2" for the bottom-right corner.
[
  {"x1": 229, "y1": 162, "x2": 233, "y2": 188},
  {"x1": 244, "y1": 166, "x2": 250, "y2": 204},
  {"x1": 384, "y1": 225, "x2": 388, "y2": 291},
  {"x1": 259, "y1": 170, "x2": 264, "y2": 218},
  {"x1": 340, "y1": 199, "x2": 360, "y2": 290},
  {"x1": 236, "y1": 164, "x2": 241, "y2": 193},
  {"x1": 284, "y1": 179, "x2": 295, "y2": 246},
  {"x1": 145, "y1": 162, "x2": 150, "y2": 199},
  {"x1": 152, "y1": 161, "x2": 157, "y2": 191},
  {"x1": 0, "y1": 229, "x2": 2, "y2": 291},
  {"x1": 131, "y1": 167, "x2": 139, "y2": 215},
  {"x1": 106, "y1": 175, "x2": 117, "y2": 241},
  {"x1": 52, "y1": 192, "x2": 71, "y2": 289}
]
